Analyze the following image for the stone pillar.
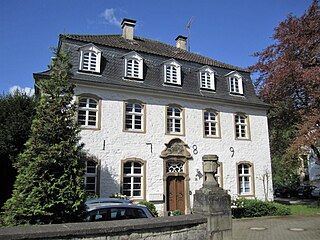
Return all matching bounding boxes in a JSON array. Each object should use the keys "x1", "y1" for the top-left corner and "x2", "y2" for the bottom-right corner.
[{"x1": 193, "y1": 155, "x2": 232, "y2": 240}]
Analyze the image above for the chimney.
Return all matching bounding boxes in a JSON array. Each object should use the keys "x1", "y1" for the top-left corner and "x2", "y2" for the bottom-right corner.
[
  {"x1": 175, "y1": 35, "x2": 187, "y2": 50},
  {"x1": 121, "y1": 18, "x2": 136, "y2": 40}
]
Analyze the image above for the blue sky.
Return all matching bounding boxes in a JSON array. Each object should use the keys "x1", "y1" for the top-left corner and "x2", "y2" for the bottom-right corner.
[{"x1": 0, "y1": 0, "x2": 313, "y2": 94}]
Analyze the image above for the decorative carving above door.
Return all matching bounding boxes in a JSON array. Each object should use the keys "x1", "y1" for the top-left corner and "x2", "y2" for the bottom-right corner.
[{"x1": 160, "y1": 138, "x2": 191, "y2": 159}]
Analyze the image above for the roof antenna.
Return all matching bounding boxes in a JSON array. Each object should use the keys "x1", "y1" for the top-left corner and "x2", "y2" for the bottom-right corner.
[{"x1": 186, "y1": 16, "x2": 195, "y2": 52}]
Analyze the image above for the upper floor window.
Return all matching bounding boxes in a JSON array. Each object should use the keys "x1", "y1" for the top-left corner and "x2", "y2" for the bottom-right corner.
[
  {"x1": 166, "y1": 105, "x2": 184, "y2": 135},
  {"x1": 204, "y1": 109, "x2": 220, "y2": 138},
  {"x1": 237, "y1": 163, "x2": 254, "y2": 196},
  {"x1": 235, "y1": 113, "x2": 250, "y2": 140},
  {"x1": 199, "y1": 66, "x2": 215, "y2": 90},
  {"x1": 77, "y1": 96, "x2": 100, "y2": 129},
  {"x1": 164, "y1": 59, "x2": 181, "y2": 85},
  {"x1": 124, "y1": 52, "x2": 143, "y2": 79},
  {"x1": 226, "y1": 71, "x2": 244, "y2": 95},
  {"x1": 121, "y1": 159, "x2": 145, "y2": 200},
  {"x1": 124, "y1": 101, "x2": 145, "y2": 132},
  {"x1": 79, "y1": 44, "x2": 102, "y2": 73}
]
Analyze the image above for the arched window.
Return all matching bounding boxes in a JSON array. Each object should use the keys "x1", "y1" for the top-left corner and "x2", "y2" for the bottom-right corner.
[
  {"x1": 79, "y1": 44, "x2": 102, "y2": 73},
  {"x1": 234, "y1": 113, "x2": 250, "y2": 140},
  {"x1": 77, "y1": 96, "x2": 100, "y2": 129},
  {"x1": 199, "y1": 66, "x2": 215, "y2": 90},
  {"x1": 166, "y1": 105, "x2": 184, "y2": 135},
  {"x1": 237, "y1": 163, "x2": 254, "y2": 196},
  {"x1": 121, "y1": 159, "x2": 145, "y2": 199},
  {"x1": 164, "y1": 59, "x2": 181, "y2": 85},
  {"x1": 84, "y1": 159, "x2": 99, "y2": 194},
  {"x1": 226, "y1": 71, "x2": 244, "y2": 95},
  {"x1": 124, "y1": 101, "x2": 145, "y2": 132},
  {"x1": 203, "y1": 109, "x2": 220, "y2": 138},
  {"x1": 124, "y1": 52, "x2": 143, "y2": 79}
]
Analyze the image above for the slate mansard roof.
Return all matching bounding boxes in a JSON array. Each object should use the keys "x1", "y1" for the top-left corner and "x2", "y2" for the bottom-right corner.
[{"x1": 34, "y1": 33, "x2": 268, "y2": 108}]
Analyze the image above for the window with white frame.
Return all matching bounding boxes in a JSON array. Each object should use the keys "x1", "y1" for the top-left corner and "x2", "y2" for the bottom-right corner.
[
  {"x1": 199, "y1": 66, "x2": 215, "y2": 90},
  {"x1": 78, "y1": 97, "x2": 99, "y2": 128},
  {"x1": 238, "y1": 163, "x2": 253, "y2": 195},
  {"x1": 85, "y1": 160, "x2": 98, "y2": 194},
  {"x1": 79, "y1": 44, "x2": 102, "y2": 73},
  {"x1": 164, "y1": 60, "x2": 181, "y2": 85},
  {"x1": 122, "y1": 161, "x2": 144, "y2": 198},
  {"x1": 226, "y1": 71, "x2": 243, "y2": 95},
  {"x1": 215, "y1": 163, "x2": 223, "y2": 188},
  {"x1": 204, "y1": 110, "x2": 220, "y2": 137},
  {"x1": 124, "y1": 102, "x2": 144, "y2": 132},
  {"x1": 166, "y1": 106, "x2": 184, "y2": 134},
  {"x1": 235, "y1": 113, "x2": 249, "y2": 139},
  {"x1": 124, "y1": 52, "x2": 143, "y2": 79}
]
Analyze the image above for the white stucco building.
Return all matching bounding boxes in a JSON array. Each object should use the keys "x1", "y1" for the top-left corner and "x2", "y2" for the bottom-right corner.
[{"x1": 35, "y1": 18, "x2": 273, "y2": 216}]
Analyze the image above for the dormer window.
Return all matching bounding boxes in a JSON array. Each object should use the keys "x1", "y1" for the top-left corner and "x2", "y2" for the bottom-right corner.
[
  {"x1": 79, "y1": 44, "x2": 102, "y2": 73},
  {"x1": 164, "y1": 59, "x2": 181, "y2": 85},
  {"x1": 226, "y1": 71, "x2": 244, "y2": 95},
  {"x1": 199, "y1": 66, "x2": 215, "y2": 90},
  {"x1": 124, "y1": 52, "x2": 143, "y2": 79}
]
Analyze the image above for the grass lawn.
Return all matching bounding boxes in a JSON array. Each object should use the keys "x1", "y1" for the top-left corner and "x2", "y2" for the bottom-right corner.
[{"x1": 288, "y1": 204, "x2": 320, "y2": 215}]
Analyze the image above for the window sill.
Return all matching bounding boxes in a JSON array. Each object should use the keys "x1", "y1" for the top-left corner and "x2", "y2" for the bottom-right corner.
[
  {"x1": 200, "y1": 87, "x2": 216, "y2": 92},
  {"x1": 80, "y1": 126, "x2": 101, "y2": 131},
  {"x1": 123, "y1": 76, "x2": 144, "y2": 82},
  {"x1": 78, "y1": 70, "x2": 101, "y2": 75},
  {"x1": 229, "y1": 92, "x2": 244, "y2": 96},
  {"x1": 163, "y1": 82, "x2": 182, "y2": 88}
]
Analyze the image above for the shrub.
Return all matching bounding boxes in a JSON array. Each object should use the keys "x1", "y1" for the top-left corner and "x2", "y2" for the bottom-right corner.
[
  {"x1": 138, "y1": 200, "x2": 159, "y2": 217},
  {"x1": 232, "y1": 198, "x2": 291, "y2": 218},
  {"x1": 172, "y1": 209, "x2": 183, "y2": 216}
]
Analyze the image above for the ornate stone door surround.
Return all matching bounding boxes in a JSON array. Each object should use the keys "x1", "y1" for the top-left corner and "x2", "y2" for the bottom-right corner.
[{"x1": 160, "y1": 138, "x2": 192, "y2": 215}]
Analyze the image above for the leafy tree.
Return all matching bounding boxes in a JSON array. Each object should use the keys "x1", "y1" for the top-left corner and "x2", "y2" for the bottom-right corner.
[
  {"x1": 0, "y1": 91, "x2": 36, "y2": 209},
  {"x1": 1, "y1": 50, "x2": 86, "y2": 225},
  {"x1": 250, "y1": 1, "x2": 320, "y2": 185}
]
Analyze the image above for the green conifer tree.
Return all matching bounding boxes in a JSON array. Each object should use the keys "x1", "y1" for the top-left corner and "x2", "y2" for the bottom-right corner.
[{"x1": 2, "y1": 50, "x2": 86, "y2": 225}]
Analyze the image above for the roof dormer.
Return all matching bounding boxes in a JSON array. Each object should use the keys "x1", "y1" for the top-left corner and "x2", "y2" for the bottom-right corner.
[
  {"x1": 225, "y1": 71, "x2": 244, "y2": 95},
  {"x1": 199, "y1": 66, "x2": 216, "y2": 91},
  {"x1": 79, "y1": 44, "x2": 102, "y2": 74},
  {"x1": 123, "y1": 51, "x2": 143, "y2": 80},
  {"x1": 163, "y1": 59, "x2": 181, "y2": 86}
]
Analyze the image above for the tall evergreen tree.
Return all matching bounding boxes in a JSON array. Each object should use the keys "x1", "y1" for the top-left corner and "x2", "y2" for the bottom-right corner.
[{"x1": 2, "y1": 51, "x2": 86, "y2": 225}]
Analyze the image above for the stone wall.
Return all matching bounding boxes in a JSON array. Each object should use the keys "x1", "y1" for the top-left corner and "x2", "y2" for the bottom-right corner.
[{"x1": 0, "y1": 215, "x2": 207, "y2": 240}]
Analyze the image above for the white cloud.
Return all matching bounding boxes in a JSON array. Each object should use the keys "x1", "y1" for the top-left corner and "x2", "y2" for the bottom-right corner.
[
  {"x1": 9, "y1": 85, "x2": 35, "y2": 96},
  {"x1": 100, "y1": 8, "x2": 121, "y2": 26}
]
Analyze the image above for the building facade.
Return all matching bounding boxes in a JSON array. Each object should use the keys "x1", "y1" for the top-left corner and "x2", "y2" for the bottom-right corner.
[{"x1": 35, "y1": 19, "x2": 273, "y2": 216}]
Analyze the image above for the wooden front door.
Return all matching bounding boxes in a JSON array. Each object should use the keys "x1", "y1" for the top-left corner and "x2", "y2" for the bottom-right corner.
[{"x1": 167, "y1": 176, "x2": 185, "y2": 213}]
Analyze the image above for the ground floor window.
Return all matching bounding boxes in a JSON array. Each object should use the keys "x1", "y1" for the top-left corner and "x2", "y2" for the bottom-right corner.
[
  {"x1": 121, "y1": 159, "x2": 145, "y2": 199},
  {"x1": 237, "y1": 162, "x2": 254, "y2": 196},
  {"x1": 84, "y1": 159, "x2": 100, "y2": 195}
]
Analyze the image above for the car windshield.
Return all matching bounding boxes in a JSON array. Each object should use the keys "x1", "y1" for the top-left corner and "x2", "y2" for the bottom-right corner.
[{"x1": 85, "y1": 206, "x2": 150, "y2": 222}]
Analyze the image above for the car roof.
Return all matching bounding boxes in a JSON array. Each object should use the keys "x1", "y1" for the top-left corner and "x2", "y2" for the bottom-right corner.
[
  {"x1": 85, "y1": 198, "x2": 131, "y2": 205},
  {"x1": 87, "y1": 203, "x2": 147, "y2": 211}
]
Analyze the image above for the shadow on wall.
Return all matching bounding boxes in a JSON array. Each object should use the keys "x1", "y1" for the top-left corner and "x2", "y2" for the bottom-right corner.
[{"x1": 100, "y1": 164, "x2": 120, "y2": 198}]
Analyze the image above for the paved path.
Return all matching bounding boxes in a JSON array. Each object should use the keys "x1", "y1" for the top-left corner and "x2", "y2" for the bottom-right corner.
[{"x1": 232, "y1": 214, "x2": 320, "y2": 240}]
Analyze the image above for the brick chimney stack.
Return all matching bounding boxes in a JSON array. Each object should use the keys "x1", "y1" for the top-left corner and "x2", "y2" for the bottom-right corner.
[
  {"x1": 175, "y1": 35, "x2": 187, "y2": 50},
  {"x1": 121, "y1": 18, "x2": 136, "y2": 40}
]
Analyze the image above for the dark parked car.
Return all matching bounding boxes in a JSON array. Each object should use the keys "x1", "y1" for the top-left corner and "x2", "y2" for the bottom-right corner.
[
  {"x1": 84, "y1": 204, "x2": 155, "y2": 222},
  {"x1": 297, "y1": 185, "x2": 316, "y2": 198},
  {"x1": 311, "y1": 187, "x2": 320, "y2": 199},
  {"x1": 274, "y1": 185, "x2": 297, "y2": 198}
]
